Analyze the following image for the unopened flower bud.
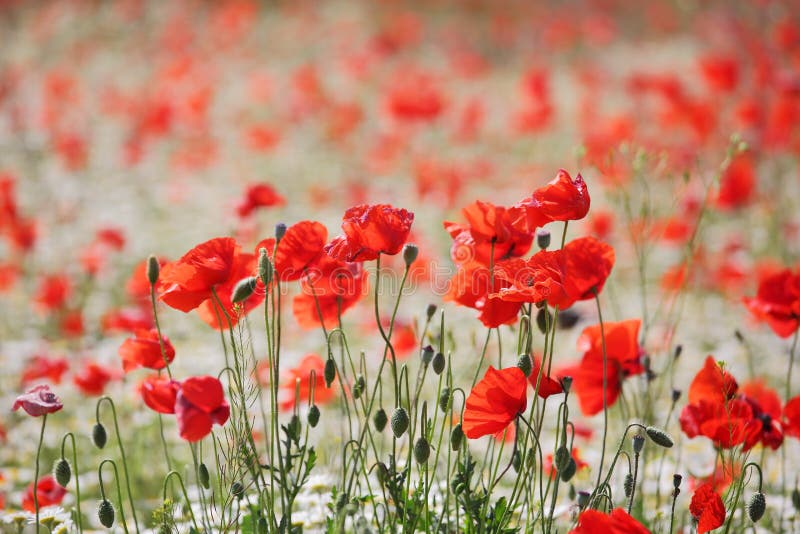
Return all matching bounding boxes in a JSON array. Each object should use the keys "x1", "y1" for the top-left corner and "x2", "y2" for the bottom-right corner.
[
  {"x1": 198, "y1": 463, "x2": 210, "y2": 489},
  {"x1": 646, "y1": 426, "x2": 674, "y2": 448},
  {"x1": 324, "y1": 358, "x2": 336, "y2": 387},
  {"x1": 391, "y1": 407, "x2": 409, "y2": 438},
  {"x1": 624, "y1": 473, "x2": 634, "y2": 497},
  {"x1": 373, "y1": 408, "x2": 388, "y2": 432},
  {"x1": 560, "y1": 457, "x2": 577, "y2": 482},
  {"x1": 147, "y1": 255, "x2": 160, "y2": 285},
  {"x1": 54, "y1": 458, "x2": 71, "y2": 487},
  {"x1": 258, "y1": 248, "x2": 273, "y2": 286},
  {"x1": 554, "y1": 446, "x2": 571, "y2": 472},
  {"x1": 92, "y1": 423, "x2": 108, "y2": 449},
  {"x1": 537, "y1": 229, "x2": 551, "y2": 250},
  {"x1": 673, "y1": 474, "x2": 683, "y2": 489},
  {"x1": 375, "y1": 462, "x2": 389, "y2": 485},
  {"x1": 352, "y1": 375, "x2": 366, "y2": 400},
  {"x1": 748, "y1": 492, "x2": 766, "y2": 522},
  {"x1": 275, "y1": 223, "x2": 287, "y2": 242},
  {"x1": 512, "y1": 450, "x2": 521, "y2": 472},
  {"x1": 414, "y1": 437, "x2": 430, "y2": 464},
  {"x1": 231, "y1": 276, "x2": 257, "y2": 303},
  {"x1": 403, "y1": 244, "x2": 418, "y2": 267},
  {"x1": 421, "y1": 345, "x2": 434, "y2": 365},
  {"x1": 517, "y1": 354, "x2": 532, "y2": 377},
  {"x1": 231, "y1": 481, "x2": 245, "y2": 499},
  {"x1": 432, "y1": 352, "x2": 445, "y2": 375},
  {"x1": 439, "y1": 387, "x2": 451, "y2": 413},
  {"x1": 287, "y1": 414, "x2": 301, "y2": 441},
  {"x1": 536, "y1": 307, "x2": 552, "y2": 334},
  {"x1": 451, "y1": 423, "x2": 464, "y2": 450},
  {"x1": 426, "y1": 304, "x2": 437, "y2": 320},
  {"x1": 308, "y1": 405, "x2": 320, "y2": 428},
  {"x1": 98, "y1": 499, "x2": 115, "y2": 528},
  {"x1": 792, "y1": 487, "x2": 800, "y2": 510},
  {"x1": 674, "y1": 345, "x2": 683, "y2": 359},
  {"x1": 560, "y1": 376, "x2": 573, "y2": 393},
  {"x1": 671, "y1": 389, "x2": 682, "y2": 403},
  {"x1": 632, "y1": 434, "x2": 645, "y2": 454},
  {"x1": 577, "y1": 491, "x2": 591, "y2": 508}
]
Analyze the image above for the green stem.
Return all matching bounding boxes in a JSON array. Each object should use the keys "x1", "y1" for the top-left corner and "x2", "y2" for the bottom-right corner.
[
  {"x1": 96, "y1": 397, "x2": 139, "y2": 532},
  {"x1": 33, "y1": 414, "x2": 47, "y2": 534}
]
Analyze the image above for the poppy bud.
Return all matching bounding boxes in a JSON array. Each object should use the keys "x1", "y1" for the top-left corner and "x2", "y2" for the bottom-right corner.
[
  {"x1": 414, "y1": 437, "x2": 430, "y2": 464},
  {"x1": 334, "y1": 492, "x2": 348, "y2": 512},
  {"x1": 560, "y1": 457, "x2": 577, "y2": 482},
  {"x1": 308, "y1": 405, "x2": 320, "y2": 428},
  {"x1": 536, "y1": 307, "x2": 552, "y2": 334},
  {"x1": 536, "y1": 229, "x2": 551, "y2": 250},
  {"x1": 673, "y1": 474, "x2": 683, "y2": 497},
  {"x1": 231, "y1": 276, "x2": 257, "y2": 304},
  {"x1": 632, "y1": 434, "x2": 645, "y2": 454},
  {"x1": 560, "y1": 376, "x2": 572, "y2": 393},
  {"x1": 324, "y1": 358, "x2": 336, "y2": 387},
  {"x1": 511, "y1": 450, "x2": 521, "y2": 472},
  {"x1": 426, "y1": 304, "x2": 437, "y2": 320},
  {"x1": 258, "y1": 248, "x2": 273, "y2": 286},
  {"x1": 352, "y1": 375, "x2": 366, "y2": 399},
  {"x1": 403, "y1": 244, "x2": 418, "y2": 266},
  {"x1": 554, "y1": 446, "x2": 571, "y2": 472},
  {"x1": 421, "y1": 345, "x2": 434, "y2": 365},
  {"x1": 525, "y1": 447, "x2": 535, "y2": 470},
  {"x1": 98, "y1": 499, "x2": 115, "y2": 528},
  {"x1": 147, "y1": 255, "x2": 160, "y2": 285},
  {"x1": 373, "y1": 408, "x2": 388, "y2": 432},
  {"x1": 451, "y1": 423, "x2": 464, "y2": 450},
  {"x1": 53, "y1": 458, "x2": 71, "y2": 487},
  {"x1": 198, "y1": 463, "x2": 210, "y2": 489},
  {"x1": 275, "y1": 223, "x2": 287, "y2": 242},
  {"x1": 92, "y1": 423, "x2": 108, "y2": 449},
  {"x1": 569, "y1": 485, "x2": 576, "y2": 500},
  {"x1": 624, "y1": 473, "x2": 634, "y2": 497},
  {"x1": 432, "y1": 352, "x2": 445, "y2": 375},
  {"x1": 287, "y1": 414, "x2": 301, "y2": 441},
  {"x1": 558, "y1": 308, "x2": 581, "y2": 329},
  {"x1": 577, "y1": 491, "x2": 590, "y2": 508},
  {"x1": 646, "y1": 426, "x2": 674, "y2": 448},
  {"x1": 375, "y1": 462, "x2": 389, "y2": 485},
  {"x1": 438, "y1": 387, "x2": 451, "y2": 412},
  {"x1": 391, "y1": 407, "x2": 409, "y2": 438},
  {"x1": 748, "y1": 492, "x2": 766, "y2": 522},
  {"x1": 671, "y1": 389, "x2": 682, "y2": 403},
  {"x1": 517, "y1": 354, "x2": 532, "y2": 377},
  {"x1": 792, "y1": 488, "x2": 800, "y2": 510},
  {"x1": 231, "y1": 481, "x2": 245, "y2": 499},
  {"x1": 674, "y1": 345, "x2": 683, "y2": 359}
]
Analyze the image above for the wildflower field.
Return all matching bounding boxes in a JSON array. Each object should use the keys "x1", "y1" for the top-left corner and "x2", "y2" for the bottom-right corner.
[{"x1": 2, "y1": 0, "x2": 800, "y2": 532}]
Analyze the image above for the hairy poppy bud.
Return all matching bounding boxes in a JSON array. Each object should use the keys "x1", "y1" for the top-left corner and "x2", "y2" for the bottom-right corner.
[
  {"x1": 258, "y1": 248, "x2": 273, "y2": 286},
  {"x1": 53, "y1": 458, "x2": 71, "y2": 487},
  {"x1": 632, "y1": 434, "x2": 645, "y2": 454},
  {"x1": 98, "y1": 499, "x2": 115, "y2": 528},
  {"x1": 512, "y1": 450, "x2": 521, "y2": 472},
  {"x1": 426, "y1": 304, "x2": 437, "y2": 320},
  {"x1": 432, "y1": 352, "x2": 445, "y2": 375},
  {"x1": 402, "y1": 244, "x2": 418, "y2": 266},
  {"x1": 536, "y1": 307, "x2": 552, "y2": 334},
  {"x1": 231, "y1": 276, "x2": 257, "y2": 304},
  {"x1": 451, "y1": 423, "x2": 464, "y2": 450},
  {"x1": 624, "y1": 473, "x2": 634, "y2": 497},
  {"x1": 391, "y1": 407, "x2": 409, "y2": 437},
  {"x1": 287, "y1": 414, "x2": 301, "y2": 442},
  {"x1": 324, "y1": 358, "x2": 336, "y2": 387},
  {"x1": 671, "y1": 389, "x2": 682, "y2": 403},
  {"x1": 92, "y1": 423, "x2": 108, "y2": 449},
  {"x1": 536, "y1": 229, "x2": 551, "y2": 250},
  {"x1": 673, "y1": 474, "x2": 683, "y2": 497},
  {"x1": 373, "y1": 408, "x2": 388, "y2": 432},
  {"x1": 421, "y1": 345, "x2": 434, "y2": 365},
  {"x1": 352, "y1": 375, "x2": 366, "y2": 399},
  {"x1": 554, "y1": 446, "x2": 571, "y2": 472},
  {"x1": 231, "y1": 481, "x2": 245, "y2": 499},
  {"x1": 308, "y1": 405, "x2": 320, "y2": 428},
  {"x1": 526, "y1": 447, "x2": 535, "y2": 470},
  {"x1": 275, "y1": 223, "x2": 287, "y2": 242},
  {"x1": 147, "y1": 255, "x2": 160, "y2": 285},
  {"x1": 646, "y1": 426, "x2": 674, "y2": 448},
  {"x1": 748, "y1": 492, "x2": 766, "y2": 522},
  {"x1": 439, "y1": 387, "x2": 451, "y2": 413},
  {"x1": 414, "y1": 437, "x2": 430, "y2": 464},
  {"x1": 560, "y1": 457, "x2": 577, "y2": 482},
  {"x1": 517, "y1": 354, "x2": 532, "y2": 377},
  {"x1": 198, "y1": 463, "x2": 210, "y2": 489}
]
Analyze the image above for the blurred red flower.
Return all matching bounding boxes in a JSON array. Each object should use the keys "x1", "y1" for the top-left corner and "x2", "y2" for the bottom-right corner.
[
  {"x1": 175, "y1": 376, "x2": 230, "y2": 442},
  {"x1": 20, "y1": 355, "x2": 69, "y2": 385},
  {"x1": 517, "y1": 169, "x2": 591, "y2": 226},
  {"x1": 326, "y1": 204, "x2": 414, "y2": 262},
  {"x1": 21, "y1": 475, "x2": 67, "y2": 512},
  {"x1": 570, "y1": 508, "x2": 648, "y2": 533},
  {"x1": 463, "y1": 366, "x2": 527, "y2": 439},
  {"x1": 292, "y1": 255, "x2": 366, "y2": 330},
  {"x1": 73, "y1": 362, "x2": 116, "y2": 396},
  {"x1": 33, "y1": 274, "x2": 72, "y2": 313},
  {"x1": 690, "y1": 483, "x2": 726, "y2": 534},
  {"x1": 12, "y1": 385, "x2": 63, "y2": 416},
  {"x1": 236, "y1": 182, "x2": 285, "y2": 217},
  {"x1": 743, "y1": 267, "x2": 800, "y2": 338},
  {"x1": 118, "y1": 329, "x2": 175, "y2": 372},
  {"x1": 279, "y1": 354, "x2": 336, "y2": 411}
]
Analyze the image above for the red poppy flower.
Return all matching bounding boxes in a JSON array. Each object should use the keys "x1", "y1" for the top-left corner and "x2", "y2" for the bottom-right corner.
[
  {"x1": 0, "y1": 262, "x2": 20, "y2": 292},
  {"x1": 292, "y1": 254, "x2": 367, "y2": 330},
  {"x1": 21, "y1": 475, "x2": 67, "y2": 512},
  {"x1": 462, "y1": 366, "x2": 527, "y2": 439},
  {"x1": 59, "y1": 309, "x2": 84, "y2": 338},
  {"x1": 680, "y1": 397, "x2": 758, "y2": 449},
  {"x1": 456, "y1": 201, "x2": 533, "y2": 261},
  {"x1": 690, "y1": 483, "x2": 726, "y2": 534},
  {"x1": 279, "y1": 354, "x2": 336, "y2": 411},
  {"x1": 33, "y1": 274, "x2": 72, "y2": 312},
  {"x1": 784, "y1": 396, "x2": 800, "y2": 439},
  {"x1": 528, "y1": 356, "x2": 563, "y2": 398},
  {"x1": 743, "y1": 268, "x2": 800, "y2": 338},
  {"x1": 175, "y1": 376, "x2": 230, "y2": 442},
  {"x1": 716, "y1": 154, "x2": 756, "y2": 210},
  {"x1": 570, "y1": 508, "x2": 648, "y2": 533},
  {"x1": 492, "y1": 252, "x2": 570, "y2": 307},
  {"x1": 326, "y1": 204, "x2": 414, "y2": 262},
  {"x1": 194, "y1": 251, "x2": 263, "y2": 330},
  {"x1": 385, "y1": 70, "x2": 445, "y2": 122},
  {"x1": 20, "y1": 355, "x2": 69, "y2": 385},
  {"x1": 126, "y1": 257, "x2": 168, "y2": 302},
  {"x1": 687, "y1": 356, "x2": 738, "y2": 406},
  {"x1": 140, "y1": 375, "x2": 180, "y2": 414},
  {"x1": 272, "y1": 220, "x2": 328, "y2": 281},
  {"x1": 561, "y1": 236, "x2": 615, "y2": 302},
  {"x1": 445, "y1": 262, "x2": 523, "y2": 328},
  {"x1": 73, "y1": 362, "x2": 116, "y2": 396},
  {"x1": 698, "y1": 53, "x2": 739, "y2": 93},
  {"x1": 569, "y1": 319, "x2": 644, "y2": 416},
  {"x1": 101, "y1": 307, "x2": 154, "y2": 333},
  {"x1": 12, "y1": 385, "x2": 63, "y2": 416},
  {"x1": 517, "y1": 169, "x2": 591, "y2": 226},
  {"x1": 740, "y1": 380, "x2": 784, "y2": 449},
  {"x1": 236, "y1": 182, "x2": 286, "y2": 217},
  {"x1": 118, "y1": 329, "x2": 176, "y2": 372}
]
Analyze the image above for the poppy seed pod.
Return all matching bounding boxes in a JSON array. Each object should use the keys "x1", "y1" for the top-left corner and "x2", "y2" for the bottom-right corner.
[
  {"x1": 646, "y1": 426, "x2": 674, "y2": 448},
  {"x1": 536, "y1": 229, "x2": 551, "y2": 250},
  {"x1": 198, "y1": 463, "x2": 210, "y2": 489},
  {"x1": 432, "y1": 352, "x2": 445, "y2": 375},
  {"x1": 308, "y1": 405, "x2": 320, "y2": 428},
  {"x1": 258, "y1": 248, "x2": 273, "y2": 286},
  {"x1": 92, "y1": 423, "x2": 108, "y2": 449},
  {"x1": 231, "y1": 276, "x2": 257, "y2": 304},
  {"x1": 324, "y1": 358, "x2": 336, "y2": 387},
  {"x1": 53, "y1": 458, "x2": 71, "y2": 487},
  {"x1": 146, "y1": 255, "x2": 160, "y2": 285},
  {"x1": 402, "y1": 244, "x2": 418, "y2": 266},
  {"x1": 373, "y1": 408, "x2": 388, "y2": 432},
  {"x1": 414, "y1": 437, "x2": 430, "y2": 464},
  {"x1": 517, "y1": 354, "x2": 532, "y2": 377},
  {"x1": 391, "y1": 407, "x2": 409, "y2": 437},
  {"x1": 632, "y1": 434, "x2": 645, "y2": 454},
  {"x1": 748, "y1": 492, "x2": 766, "y2": 522},
  {"x1": 98, "y1": 499, "x2": 115, "y2": 528}
]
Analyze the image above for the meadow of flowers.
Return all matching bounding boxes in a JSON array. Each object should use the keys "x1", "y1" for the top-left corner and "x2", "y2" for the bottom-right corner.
[{"x1": 1, "y1": 0, "x2": 800, "y2": 532}]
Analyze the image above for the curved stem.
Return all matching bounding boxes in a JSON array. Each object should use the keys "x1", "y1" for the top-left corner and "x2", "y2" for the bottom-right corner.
[
  {"x1": 96, "y1": 397, "x2": 139, "y2": 532},
  {"x1": 163, "y1": 471, "x2": 200, "y2": 531},
  {"x1": 60, "y1": 433, "x2": 83, "y2": 532},
  {"x1": 98, "y1": 459, "x2": 130, "y2": 534}
]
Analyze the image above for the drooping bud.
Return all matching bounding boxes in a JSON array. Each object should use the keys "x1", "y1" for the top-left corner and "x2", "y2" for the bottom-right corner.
[
  {"x1": 287, "y1": 414, "x2": 301, "y2": 442},
  {"x1": 517, "y1": 354, "x2": 532, "y2": 377},
  {"x1": 198, "y1": 463, "x2": 210, "y2": 489},
  {"x1": 536, "y1": 229, "x2": 551, "y2": 250},
  {"x1": 560, "y1": 376, "x2": 572, "y2": 393},
  {"x1": 53, "y1": 458, "x2": 71, "y2": 487},
  {"x1": 511, "y1": 450, "x2": 521, "y2": 472},
  {"x1": 554, "y1": 446, "x2": 571, "y2": 473},
  {"x1": 748, "y1": 492, "x2": 766, "y2": 522},
  {"x1": 560, "y1": 457, "x2": 577, "y2": 482},
  {"x1": 632, "y1": 434, "x2": 645, "y2": 454},
  {"x1": 147, "y1": 255, "x2": 160, "y2": 286},
  {"x1": 373, "y1": 408, "x2": 388, "y2": 432},
  {"x1": 671, "y1": 389, "x2": 682, "y2": 403},
  {"x1": 451, "y1": 423, "x2": 464, "y2": 450},
  {"x1": 426, "y1": 304, "x2": 437, "y2": 320},
  {"x1": 438, "y1": 387, "x2": 451, "y2": 413},
  {"x1": 258, "y1": 248, "x2": 273, "y2": 286},
  {"x1": 324, "y1": 358, "x2": 336, "y2": 387},
  {"x1": 646, "y1": 426, "x2": 674, "y2": 448},
  {"x1": 624, "y1": 473, "x2": 634, "y2": 497},
  {"x1": 307, "y1": 405, "x2": 320, "y2": 428},
  {"x1": 375, "y1": 462, "x2": 389, "y2": 486},
  {"x1": 402, "y1": 244, "x2": 418, "y2": 267},
  {"x1": 414, "y1": 437, "x2": 430, "y2": 464},
  {"x1": 390, "y1": 407, "x2": 409, "y2": 438},
  {"x1": 352, "y1": 375, "x2": 366, "y2": 400},
  {"x1": 231, "y1": 276, "x2": 257, "y2": 304},
  {"x1": 432, "y1": 352, "x2": 445, "y2": 375},
  {"x1": 92, "y1": 423, "x2": 108, "y2": 449},
  {"x1": 536, "y1": 307, "x2": 552, "y2": 334},
  {"x1": 98, "y1": 499, "x2": 115, "y2": 528}
]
